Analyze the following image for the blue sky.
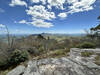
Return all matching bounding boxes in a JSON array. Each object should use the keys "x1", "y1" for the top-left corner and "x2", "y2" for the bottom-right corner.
[{"x1": 0, "y1": 0, "x2": 100, "y2": 34}]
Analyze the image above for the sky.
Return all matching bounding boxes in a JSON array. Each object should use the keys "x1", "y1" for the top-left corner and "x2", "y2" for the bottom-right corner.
[{"x1": 0, "y1": 0, "x2": 100, "y2": 34}]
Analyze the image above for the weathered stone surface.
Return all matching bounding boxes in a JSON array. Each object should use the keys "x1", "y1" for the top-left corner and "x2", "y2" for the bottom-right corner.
[
  {"x1": 7, "y1": 65, "x2": 25, "y2": 75},
  {"x1": 21, "y1": 57, "x2": 100, "y2": 75},
  {"x1": 7, "y1": 48, "x2": 100, "y2": 75}
]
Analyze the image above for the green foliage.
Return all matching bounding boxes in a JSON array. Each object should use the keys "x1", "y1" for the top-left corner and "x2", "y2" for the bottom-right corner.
[
  {"x1": 9, "y1": 49, "x2": 29, "y2": 65},
  {"x1": 95, "y1": 54, "x2": 100, "y2": 65},
  {"x1": 50, "y1": 49, "x2": 69, "y2": 57},
  {"x1": 0, "y1": 60, "x2": 9, "y2": 70},
  {"x1": 53, "y1": 50, "x2": 65, "y2": 55},
  {"x1": 0, "y1": 49, "x2": 29, "y2": 71},
  {"x1": 81, "y1": 52, "x2": 93, "y2": 57},
  {"x1": 0, "y1": 70, "x2": 9, "y2": 75},
  {"x1": 38, "y1": 46, "x2": 45, "y2": 53},
  {"x1": 27, "y1": 47, "x2": 39, "y2": 56},
  {"x1": 65, "y1": 48, "x2": 70, "y2": 53},
  {"x1": 77, "y1": 42, "x2": 96, "y2": 49}
]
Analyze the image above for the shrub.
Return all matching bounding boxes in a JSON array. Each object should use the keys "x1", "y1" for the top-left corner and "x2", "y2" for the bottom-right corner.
[
  {"x1": 65, "y1": 48, "x2": 70, "y2": 53},
  {"x1": 54, "y1": 50, "x2": 65, "y2": 55},
  {"x1": 38, "y1": 46, "x2": 45, "y2": 53},
  {"x1": 9, "y1": 49, "x2": 29, "y2": 65},
  {"x1": 77, "y1": 42, "x2": 96, "y2": 49},
  {"x1": 0, "y1": 49, "x2": 29, "y2": 70},
  {"x1": 50, "y1": 50, "x2": 66, "y2": 57},
  {"x1": 0, "y1": 59, "x2": 9, "y2": 70},
  {"x1": 0, "y1": 70, "x2": 9, "y2": 75},
  {"x1": 27, "y1": 47, "x2": 39, "y2": 56},
  {"x1": 95, "y1": 54, "x2": 100, "y2": 65},
  {"x1": 81, "y1": 51, "x2": 93, "y2": 57}
]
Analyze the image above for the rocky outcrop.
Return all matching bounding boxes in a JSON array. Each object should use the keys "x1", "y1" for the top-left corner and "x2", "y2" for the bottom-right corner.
[
  {"x1": 7, "y1": 48, "x2": 100, "y2": 75},
  {"x1": 70, "y1": 48, "x2": 100, "y2": 57},
  {"x1": 7, "y1": 66, "x2": 25, "y2": 75}
]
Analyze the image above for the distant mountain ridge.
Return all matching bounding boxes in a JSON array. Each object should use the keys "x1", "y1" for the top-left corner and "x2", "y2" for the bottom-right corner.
[{"x1": 0, "y1": 33, "x2": 86, "y2": 37}]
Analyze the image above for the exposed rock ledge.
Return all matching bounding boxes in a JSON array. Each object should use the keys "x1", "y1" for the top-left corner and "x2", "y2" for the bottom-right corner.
[{"x1": 7, "y1": 48, "x2": 100, "y2": 75}]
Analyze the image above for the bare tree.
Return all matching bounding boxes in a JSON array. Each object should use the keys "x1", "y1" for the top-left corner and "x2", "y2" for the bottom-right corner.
[
  {"x1": 5, "y1": 25, "x2": 16, "y2": 50},
  {"x1": 5, "y1": 25, "x2": 10, "y2": 47}
]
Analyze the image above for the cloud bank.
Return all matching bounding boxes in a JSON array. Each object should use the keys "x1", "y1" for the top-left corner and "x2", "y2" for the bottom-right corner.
[
  {"x1": 9, "y1": 0, "x2": 97, "y2": 28},
  {"x1": 9, "y1": 0, "x2": 27, "y2": 7}
]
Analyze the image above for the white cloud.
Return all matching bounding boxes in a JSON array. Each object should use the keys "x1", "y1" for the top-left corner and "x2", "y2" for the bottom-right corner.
[
  {"x1": 25, "y1": 5, "x2": 55, "y2": 28},
  {"x1": 26, "y1": 5, "x2": 56, "y2": 20},
  {"x1": 15, "y1": 20, "x2": 31, "y2": 27},
  {"x1": 11, "y1": 0, "x2": 96, "y2": 28},
  {"x1": 19, "y1": 20, "x2": 27, "y2": 24},
  {"x1": 9, "y1": 0, "x2": 27, "y2": 7},
  {"x1": 31, "y1": 0, "x2": 46, "y2": 4},
  {"x1": 0, "y1": 24, "x2": 5, "y2": 28},
  {"x1": 47, "y1": 5, "x2": 52, "y2": 9},
  {"x1": 0, "y1": 8, "x2": 5, "y2": 13},
  {"x1": 58, "y1": 12, "x2": 67, "y2": 18},
  {"x1": 67, "y1": 0, "x2": 78, "y2": 4},
  {"x1": 17, "y1": 19, "x2": 53, "y2": 28},
  {"x1": 40, "y1": 0, "x2": 46, "y2": 4},
  {"x1": 15, "y1": 20, "x2": 29, "y2": 24},
  {"x1": 67, "y1": 0, "x2": 96, "y2": 13},
  {"x1": 31, "y1": 0, "x2": 40, "y2": 3},
  {"x1": 47, "y1": 0, "x2": 65, "y2": 10},
  {"x1": 30, "y1": 19, "x2": 53, "y2": 28}
]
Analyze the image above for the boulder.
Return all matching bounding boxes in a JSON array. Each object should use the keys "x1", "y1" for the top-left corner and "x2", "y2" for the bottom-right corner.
[{"x1": 7, "y1": 66, "x2": 25, "y2": 75}]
